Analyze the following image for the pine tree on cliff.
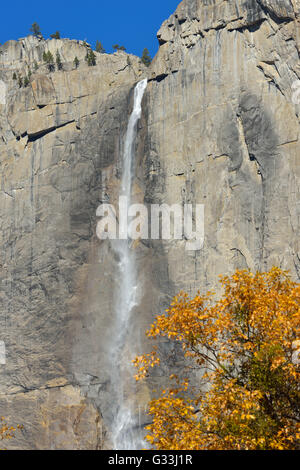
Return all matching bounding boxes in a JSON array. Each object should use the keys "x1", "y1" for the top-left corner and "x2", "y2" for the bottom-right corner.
[
  {"x1": 43, "y1": 51, "x2": 55, "y2": 72},
  {"x1": 113, "y1": 44, "x2": 126, "y2": 52},
  {"x1": 141, "y1": 48, "x2": 152, "y2": 67},
  {"x1": 95, "y1": 41, "x2": 105, "y2": 53},
  {"x1": 56, "y1": 50, "x2": 63, "y2": 70},
  {"x1": 50, "y1": 31, "x2": 61, "y2": 39},
  {"x1": 73, "y1": 56, "x2": 79, "y2": 69},
  {"x1": 85, "y1": 49, "x2": 96, "y2": 66},
  {"x1": 30, "y1": 22, "x2": 43, "y2": 39}
]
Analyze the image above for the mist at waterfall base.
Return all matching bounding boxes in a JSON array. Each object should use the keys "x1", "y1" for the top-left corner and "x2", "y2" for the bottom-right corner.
[{"x1": 107, "y1": 79, "x2": 148, "y2": 450}]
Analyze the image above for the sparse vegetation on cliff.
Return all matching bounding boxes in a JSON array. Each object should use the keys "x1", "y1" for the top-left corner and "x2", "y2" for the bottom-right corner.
[
  {"x1": 30, "y1": 22, "x2": 42, "y2": 39},
  {"x1": 134, "y1": 268, "x2": 300, "y2": 450},
  {"x1": 85, "y1": 49, "x2": 96, "y2": 66},
  {"x1": 43, "y1": 50, "x2": 55, "y2": 72},
  {"x1": 141, "y1": 48, "x2": 151, "y2": 67},
  {"x1": 50, "y1": 31, "x2": 60, "y2": 39},
  {"x1": 73, "y1": 56, "x2": 79, "y2": 69},
  {"x1": 3, "y1": 23, "x2": 150, "y2": 65},
  {"x1": 17, "y1": 73, "x2": 23, "y2": 88},
  {"x1": 95, "y1": 40, "x2": 105, "y2": 53},
  {"x1": 13, "y1": 70, "x2": 31, "y2": 88},
  {"x1": 56, "y1": 50, "x2": 63, "y2": 70},
  {"x1": 23, "y1": 75, "x2": 30, "y2": 87},
  {"x1": 113, "y1": 44, "x2": 126, "y2": 52}
]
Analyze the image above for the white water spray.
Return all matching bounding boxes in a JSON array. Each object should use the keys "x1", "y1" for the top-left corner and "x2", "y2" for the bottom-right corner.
[{"x1": 110, "y1": 79, "x2": 147, "y2": 449}]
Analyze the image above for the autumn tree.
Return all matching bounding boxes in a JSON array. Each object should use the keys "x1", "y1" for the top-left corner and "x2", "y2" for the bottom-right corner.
[
  {"x1": 134, "y1": 268, "x2": 300, "y2": 450},
  {"x1": 0, "y1": 417, "x2": 19, "y2": 446}
]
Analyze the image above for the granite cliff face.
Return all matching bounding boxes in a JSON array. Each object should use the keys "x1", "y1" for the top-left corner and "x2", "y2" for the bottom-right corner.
[
  {"x1": 0, "y1": 36, "x2": 146, "y2": 448},
  {"x1": 0, "y1": 0, "x2": 299, "y2": 449}
]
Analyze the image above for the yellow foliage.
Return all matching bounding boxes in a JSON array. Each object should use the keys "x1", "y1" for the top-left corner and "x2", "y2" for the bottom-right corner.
[
  {"x1": 134, "y1": 268, "x2": 300, "y2": 450},
  {"x1": 0, "y1": 417, "x2": 16, "y2": 442}
]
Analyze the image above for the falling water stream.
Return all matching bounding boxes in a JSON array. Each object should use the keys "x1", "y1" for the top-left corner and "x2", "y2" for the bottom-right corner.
[{"x1": 110, "y1": 79, "x2": 148, "y2": 449}]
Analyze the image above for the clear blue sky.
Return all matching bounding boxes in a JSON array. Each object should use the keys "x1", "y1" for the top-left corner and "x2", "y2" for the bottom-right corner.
[{"x1": 0, "y1": 0, "x2": 180, "y2": 59}]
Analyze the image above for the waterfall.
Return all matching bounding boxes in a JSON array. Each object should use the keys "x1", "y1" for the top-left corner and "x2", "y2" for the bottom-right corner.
[{"x1": 110, "y1": 79, "x2": 147, "y2": 450}]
